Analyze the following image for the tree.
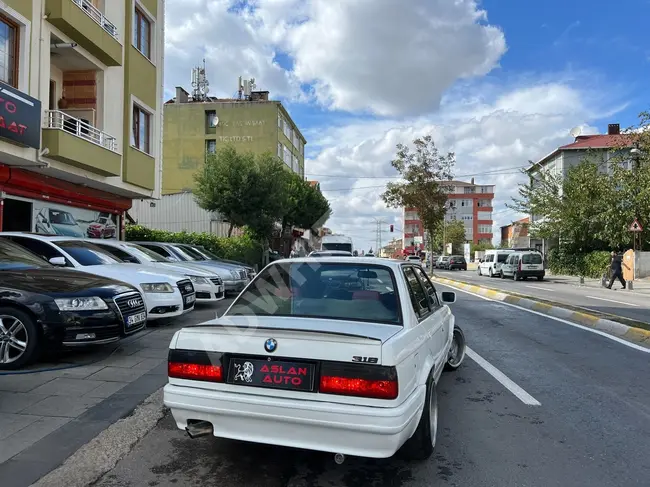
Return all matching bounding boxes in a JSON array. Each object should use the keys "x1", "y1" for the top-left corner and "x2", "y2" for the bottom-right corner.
[
  {"x1": 382, "y1": 135, "x2": 455, "y2": 262},
  {"x1": 445, "y1": 220, "x2": 466, "y2": 254},
  {"x1": 193, "y1": 146, "x2": 289, "y2": 239},
  {"x1": 282, "y1": 175, "x2": 331, "y2": 233}
]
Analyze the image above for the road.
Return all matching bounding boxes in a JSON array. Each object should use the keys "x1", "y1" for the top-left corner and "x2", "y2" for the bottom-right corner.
[
  {"x1": 93, "y1": 282, "x2": 650, "y2": 487},
  {"x1": 434, "y1": 268, "x2": 650, "y2": 324}
]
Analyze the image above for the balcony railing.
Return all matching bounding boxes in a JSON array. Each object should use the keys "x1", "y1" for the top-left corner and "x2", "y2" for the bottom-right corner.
[
  {"x1": 71, "y1": 0, "x2": 118, "y2": 38},
  {"x1": 45, "y1": 110, "x2": 118, "y2": 152}
]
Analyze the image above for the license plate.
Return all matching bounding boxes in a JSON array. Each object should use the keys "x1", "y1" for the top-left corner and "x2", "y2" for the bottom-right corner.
[
  {"x1": 126, "y1": 312, "x2": 146, "y2": 327},
  {"x1": 185, "y1": 294, "x2": 196, "y2": 304},
  {"x1": 227, "y1": 358, "x2": 315, "y2": 392}
]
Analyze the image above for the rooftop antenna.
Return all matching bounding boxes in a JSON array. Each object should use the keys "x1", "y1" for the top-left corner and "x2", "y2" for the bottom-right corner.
[
  {"x1": 569, "y1": 126, "x2": 582, "y2": 139},
  {"x1": 191, "y1": 59, "x2": 210, "y2": 102},
  {"x1": 239, "y1": 76, "x2": 256, "y2": 100}
]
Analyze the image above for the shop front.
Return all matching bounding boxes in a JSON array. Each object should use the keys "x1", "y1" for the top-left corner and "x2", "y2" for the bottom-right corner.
[{"x1": 0, "y1": 164, "x2": 131, "y2": 239}]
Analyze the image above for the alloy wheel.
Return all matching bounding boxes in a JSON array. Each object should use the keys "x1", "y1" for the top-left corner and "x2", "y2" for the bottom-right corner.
[{"x1": 0, "y1": 316, "x2": 28, "y2": 365}]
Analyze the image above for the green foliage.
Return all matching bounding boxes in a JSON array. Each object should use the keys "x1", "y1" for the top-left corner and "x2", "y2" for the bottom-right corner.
[
  {"x1": 282, "y1": 175, "x2": 331, "y2": 231},
  {"x1": 547, "y1": 247, "x2": 611, "y2": 278},
  {"x1": 125, "y1": 224, "x2": 262, "y2": 267},
  {"x1": 445, "y1": 220, "x2": 466, "y2": 254},
  {"x1": 381, "y1": 135, "x2": 455, "y2": 257},
  {"x1": 472, "y1": 241, "x2": 495, "y2": 253}
]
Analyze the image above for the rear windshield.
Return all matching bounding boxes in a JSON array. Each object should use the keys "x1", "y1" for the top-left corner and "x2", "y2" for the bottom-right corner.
[
  {"x1": 522, "y1": 253, "x2": 542, "y2": 264},
  {"x1": 451, "y1": 256, "x2": 465, "y2": 262},
  {"x1": 497, "y1": 254, "x2": 510, "y2": 263},
  {"x1": 227, "y1": 262, "x2": 401, "y2": 325}
]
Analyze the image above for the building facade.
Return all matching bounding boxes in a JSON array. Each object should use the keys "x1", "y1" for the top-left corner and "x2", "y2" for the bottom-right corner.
[
  {"x1": 0, "y1": 0, "x2": 164, "y2": 237},
  {"x1": 403, "y1": 179, "x2": 495, "y2": 254},
  {"x1": 500, "y1": 217, "x2": 530, "y2": 248},
  {"x1": 162, "y1": 86, "x2": 306, "y2": 194}
]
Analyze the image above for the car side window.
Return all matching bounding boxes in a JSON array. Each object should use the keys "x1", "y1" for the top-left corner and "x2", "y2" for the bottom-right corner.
[
  {"x1": 95, "y1": 244, "x2": 141, "y2": 263},
  {"x1": 141, "y1": 244, "x2": 172, "y2": 259},
  {"x1": 6, "y1": 237, "x2": 71, "y2": 266},
  {"x1": 413, "y1": 266, "x2": 440, "y2": 308},
  {"x1": 402, "y1": 266, "x2": 431, "y2": 318}
]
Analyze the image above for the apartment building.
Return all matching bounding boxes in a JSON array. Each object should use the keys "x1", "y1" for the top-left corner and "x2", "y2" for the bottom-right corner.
[
  {"x1": 161, "y1": 80, "x2": 306, "y2": 195},
  {"x1": 500, "y1": 217, "x2": 530, "y2": 248},
  {"x1": 403, "y1": 178, "x2": 495, "y2": 254},
  {"x1": 0, "y1": 0, "x2": 164, "y2": 237}
]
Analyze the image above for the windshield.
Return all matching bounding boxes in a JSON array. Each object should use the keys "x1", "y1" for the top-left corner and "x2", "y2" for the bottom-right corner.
[
  {"x1": 174, "y1": 245, "x2": 207, "y2": 261},
  {"x1": 127, "y1": 244, "x2": 169, "y2": 262},
  {"x1": 192, "y1": 246, "x2": 221, "y2": 260},
  {"x1": 227, "y1": 262, "x2": 401, "y2": 324},
  {"x1": 322, "y1": 243, "x2": 353, "y2": 253},
  {"x1": 0, "y1": 239, "x2": 51, "y2": 271},
  {"x1": 49, "y1": 210, "x2": 77, "y2": 225},
  {"x1": 58, "y1": 240, "x2": 122, "y2": 266},
  {"x1": 497, "y1": 254, "x2": 510, "y2": 263}
]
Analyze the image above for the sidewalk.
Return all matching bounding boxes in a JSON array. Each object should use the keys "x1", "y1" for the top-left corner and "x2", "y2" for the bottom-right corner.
[{"x1": 544, "y1": 273, "x2": 650, "y2": 294}]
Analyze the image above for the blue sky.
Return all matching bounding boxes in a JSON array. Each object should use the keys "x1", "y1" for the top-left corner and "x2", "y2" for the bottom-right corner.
[{"x1": 165, "y1": 0, "x2": 650, "y2": 252}]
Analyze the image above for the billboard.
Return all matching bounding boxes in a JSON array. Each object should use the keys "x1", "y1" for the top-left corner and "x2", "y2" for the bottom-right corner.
[
  {"x1": 0, "y1": 83, "x2": 42, "y2": 149},
  {"x1": 32, "y1": 201, "x2": 118, "y2": 239}
]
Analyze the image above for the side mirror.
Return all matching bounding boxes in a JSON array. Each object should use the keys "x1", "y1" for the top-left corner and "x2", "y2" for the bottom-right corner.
[
  {"x1": 441, "y1": 291, "x2": 456, "y2": 304},
  {"x1": 49, "y1": 257, "x2": 66, "y2": 266}
]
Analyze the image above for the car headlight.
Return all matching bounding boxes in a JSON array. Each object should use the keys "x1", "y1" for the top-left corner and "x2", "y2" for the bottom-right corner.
[
  {"x1": 230, "y1": 270, "x2": 239, "y2": 279},
  {"x1": 188, "y1": 275, "x2": 208, "y2": 284},
  {"x1": 54, "y1": 297, "x2": 108, "y2": 311},
  {"x1": 141, "y1": 282, "x2": 174, "y2": 293}
]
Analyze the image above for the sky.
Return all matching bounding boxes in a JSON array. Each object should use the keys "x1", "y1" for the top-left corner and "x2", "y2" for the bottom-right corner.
[{"x1": 164, "y1": 0, "x2": 650, "y2": 253}]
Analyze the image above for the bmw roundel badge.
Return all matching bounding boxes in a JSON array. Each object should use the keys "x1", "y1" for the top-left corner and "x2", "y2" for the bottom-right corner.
[{"x1": 264, "y1": 338, "x2": 277, "y2": 353}]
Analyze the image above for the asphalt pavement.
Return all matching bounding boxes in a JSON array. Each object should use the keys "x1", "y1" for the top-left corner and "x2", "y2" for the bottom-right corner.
[
  {"x1": 434, "y1": 269, "x2": 650, "y2": 324},
  {"x1": 90, "y1": 282, "x2": 650, "y2": 487}
]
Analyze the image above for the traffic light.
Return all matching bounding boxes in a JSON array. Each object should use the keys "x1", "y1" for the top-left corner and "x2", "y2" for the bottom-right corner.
[{"x1": 390, "y1": 224, "x2": 394, "y2": 232}]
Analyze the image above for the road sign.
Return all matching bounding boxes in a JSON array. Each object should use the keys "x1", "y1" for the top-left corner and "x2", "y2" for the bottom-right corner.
[{"x1": 629, "y1": 219, "x2": 643, "y2": 232}]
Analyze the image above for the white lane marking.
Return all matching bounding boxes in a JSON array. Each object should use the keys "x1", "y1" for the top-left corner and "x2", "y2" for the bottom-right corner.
[
  {"x1": 586, "y1": 295, "x2": 640, "y2": 307},
  {"x1": 437, "y1": 282, "x2": 650, "y2": 354},
  {"x1": 526, "y1": 285, "x2": 553, "y2": 292},
  {"x1": 466, "y1": 346, "x2": 541, "y2": 406}
]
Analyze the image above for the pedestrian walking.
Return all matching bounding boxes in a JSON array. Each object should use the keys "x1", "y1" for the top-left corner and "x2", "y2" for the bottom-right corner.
[{"x1": 607, "y1": 251, "x2": 627, "y2": 290}]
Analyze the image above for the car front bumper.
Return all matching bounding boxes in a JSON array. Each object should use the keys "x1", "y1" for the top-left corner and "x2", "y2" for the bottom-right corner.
[
  {"x1": 194, "y1": 282, "x2": 225, "y2": 302},
  {"x1": 164, "y1": 383, "x2": 425, "y2": 458},
  {"x1": 145, "y1": 289, "x2": 195, "y2": 321},
  {"x1": 223, "y1": 279, "x2": 248, "y2": 293},
  {"x1": 43, "y1": 308, "x2": 145, "y2": 346}
]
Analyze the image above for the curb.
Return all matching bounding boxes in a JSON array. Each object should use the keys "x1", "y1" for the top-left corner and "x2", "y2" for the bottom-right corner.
[{"x1": 432, "y1": 276, "x2": 650, "y2": 348}]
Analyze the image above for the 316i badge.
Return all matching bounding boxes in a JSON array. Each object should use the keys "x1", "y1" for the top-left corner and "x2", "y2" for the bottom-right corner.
[{"x1": 264, "y1": 338, "x2": 277, "y2": 353}]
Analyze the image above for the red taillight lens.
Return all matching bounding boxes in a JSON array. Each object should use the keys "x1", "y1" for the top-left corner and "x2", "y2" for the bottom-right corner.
[
  {"x1": 168, "y1": 362, "x2": 223, "y2": 382},
  {"x1": 320, "y1": 375, "x2": 398, "y2": 400}
]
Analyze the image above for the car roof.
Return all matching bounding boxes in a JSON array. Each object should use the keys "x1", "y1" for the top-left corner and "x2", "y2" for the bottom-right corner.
[
  {"x1": 0, "y1": 233, "x2": 85, "y2": 242},
  {"x1": 277, "y1": 256, "x2": 407, "y2": 269}
]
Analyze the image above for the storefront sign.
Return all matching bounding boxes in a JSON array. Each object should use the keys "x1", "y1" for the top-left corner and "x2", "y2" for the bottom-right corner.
[
  {"x1": 218, "y1": 136, "x2": 253, "y2": 142},
  {"x1": 0, "y1": 83, "x2": 41, "y2": 149}
]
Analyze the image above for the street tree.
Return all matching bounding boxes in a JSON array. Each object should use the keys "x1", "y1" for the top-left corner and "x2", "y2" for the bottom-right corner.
[
  {"x1": 445, "y1": 220, "x2": 467, "y2": 254},
  {"x1": 282, "y1": 175, "x2": 331, "y2": 234},
  {"x1": 193, "y1": 146, "x2": 289, "y2": 239},
  {"x1": 381, "y1": 135, "x2": 455, "y2": 262}
]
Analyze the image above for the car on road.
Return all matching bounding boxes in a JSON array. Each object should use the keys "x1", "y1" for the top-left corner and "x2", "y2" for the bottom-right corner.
[
  {"x1": 163, "y1": 257, "x2": 467, "y2": 461},
  {"x1": 406, "y1": 255, "x2": 422, "y2": 263},
  {"x1": 88, "y1": 240, "x2": 226, "y2": 302},
  {"x1": 501, "y1": 251, "x2": 545, "y2": 281},
  {"x1": 446, "y1": 255, "x2": 467, "y2": 271},
  {"x1": 0, "y1": 234, "x2": 196, "y2": 322},
  {"x1": 478, "y1": 249, "x2": 514, "y2": 277},
  {"x1": 435, "y1": 256, "x2": 449, "y2": 269},
  {"x1": 307, "y1": 250, "x2": 353, "y2": 257},
  {"x1": 132, "y1": 242, "x2": 249, "y2": 295},
  {"x1": 0, "y1": 238, "x2": 146, "y2": 370}
]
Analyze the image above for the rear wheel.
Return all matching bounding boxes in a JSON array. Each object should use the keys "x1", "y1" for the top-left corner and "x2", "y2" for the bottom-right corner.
[
  {"x1": 537, "y1": 276, "x2": 544, "y2": 281},
  {"x1": 445, "y1": 327, "x2": 466, "y2": 371},
  {"x1": 513, "y1": 271, "x2": 519, "y2": 281},
  {"x1": 402, "y1": 372, "x2": 437, "y2": 461},
  {"x1": 0, "y1": 308, "x2": 41, "y2": 370},
  {"x1": 477, "y1": 266, "x2": 482, "y2": 276},
  {"x1": 488, "y1": 268, "x2": 493, "y2": 278}
]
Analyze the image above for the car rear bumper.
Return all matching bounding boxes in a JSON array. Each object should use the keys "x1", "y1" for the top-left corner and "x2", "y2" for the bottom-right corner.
[
  {"x1": 163, "y1": 383, "x2": 425, "y2": 458},
  {"x1": 519, "y1": 270, "x2": 545, "y2": 278}
]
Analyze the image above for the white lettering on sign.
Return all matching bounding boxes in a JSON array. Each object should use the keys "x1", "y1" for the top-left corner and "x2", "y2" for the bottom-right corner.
[
  {"x1": 218, "y1": 136, "x2": 253, "y2": 142},
  {"x1": 217, "y1": 120, "x2": 265, "y2": 127}
]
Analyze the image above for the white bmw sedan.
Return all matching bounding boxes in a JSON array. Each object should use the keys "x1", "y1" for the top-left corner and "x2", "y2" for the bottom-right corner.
[{"x1": 163, "y1": 257, "x2": 466, "y2": 461}]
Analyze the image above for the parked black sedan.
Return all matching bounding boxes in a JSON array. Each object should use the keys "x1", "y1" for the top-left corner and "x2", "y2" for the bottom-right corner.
[
  {"x1": 0, "y1": 239, "x2": 147, "y2": 369},
  {"x1": 446, "y1": 255, "x2": 467, "y2": 270}
]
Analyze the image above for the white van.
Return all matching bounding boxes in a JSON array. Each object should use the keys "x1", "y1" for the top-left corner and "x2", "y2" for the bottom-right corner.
[
  {"x1": 501, "y1": 251, "x2": 545, "y2": 281},
  {"x1": 478, "y1": 249, "x2": 515, "y2": 277}
]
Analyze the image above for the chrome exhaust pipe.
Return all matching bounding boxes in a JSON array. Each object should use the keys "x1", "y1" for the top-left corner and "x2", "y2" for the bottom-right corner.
[{"x1": 185, "y1": 420, "x2": 213, "y2": 439}]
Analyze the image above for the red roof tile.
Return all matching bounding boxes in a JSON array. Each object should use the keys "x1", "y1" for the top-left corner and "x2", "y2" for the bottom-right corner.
[{"x1": 558, "y1": 134, "x2": 633, "y2": 150}]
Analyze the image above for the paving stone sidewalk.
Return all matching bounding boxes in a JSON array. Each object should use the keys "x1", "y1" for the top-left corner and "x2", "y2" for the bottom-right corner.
[{"x1": 0, "y1": 302, "x2": 229, "y2": 487}]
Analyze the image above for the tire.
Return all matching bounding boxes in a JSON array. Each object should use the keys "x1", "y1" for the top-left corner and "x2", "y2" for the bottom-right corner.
[
  {"x1": 513, "y1": 272, "x2": 519, "y2": 281},
  {"x1": 401, "y1": 372, "x2": 438, "y2": 460},
  {"x1": 445, "y1": 326, "x2": 466, "y2": 371},
  {"x1": 0, "y1": 307, "x2": 41, "y2": 370},
  {"x1": 537, "y1": 276, "x2": 543, "y2": 281},
  {"x1": 501, "y1": 271, "x2": 506, "y2": 279},
  {"x1": 478, "y1": 267, "x2": 482, "y2": 276},
  {"x1": 488, "y1": 268, "x2": 493, "y2": 278}
]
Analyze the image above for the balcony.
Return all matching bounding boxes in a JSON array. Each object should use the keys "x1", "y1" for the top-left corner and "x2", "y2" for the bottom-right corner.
[
  {"x1": 46, "y1": 0, "x2": 122, "y2": 66},
  {"x1": 42, "y1": 110, "x2": 121, "y2": 176}
]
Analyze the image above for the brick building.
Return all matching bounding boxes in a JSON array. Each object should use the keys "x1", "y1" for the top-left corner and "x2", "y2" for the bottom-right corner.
[
  {"x1": 500, "y1": 217, "x2": 530, "y2": 248},
  {"x1": 403, "y1": 179, "x2": 495, "y2": 254}
]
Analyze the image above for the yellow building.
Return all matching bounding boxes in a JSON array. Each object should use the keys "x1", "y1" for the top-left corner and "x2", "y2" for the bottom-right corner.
[
  {"x1": 0, "y1": 0, "x2": 164, "y2": 236},
  {"x1": 163, "y1": 85, "x2": 306, "y2": 194}
]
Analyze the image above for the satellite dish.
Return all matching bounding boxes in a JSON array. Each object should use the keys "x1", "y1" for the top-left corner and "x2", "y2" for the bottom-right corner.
[
  {"x1": 211, "y1": 116, "x2": 219, "y2": 127},
  {"x1": 569, "y1": 126, "x2": 582, "y2": 138}
]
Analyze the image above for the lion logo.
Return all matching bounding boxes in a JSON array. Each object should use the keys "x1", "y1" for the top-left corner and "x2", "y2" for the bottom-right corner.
[{"x1": 233, "y1": 361, "x2": 254, "y2": 382}]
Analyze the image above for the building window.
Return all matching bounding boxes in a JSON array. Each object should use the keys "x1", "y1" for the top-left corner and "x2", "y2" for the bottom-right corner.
[
  {"x1": 278, "y1": 115, "x2": 282, "y2": 129},
  {"x1": 404, "y1": 210, "x2": 418, "y2": 220},
  {"x1": 0, "y1": 14, "x2": 18, "y2": 88},
  {"x1": 478, "y1": 225, "x2": 492, "y2": 234},
  {"x1": 464, "y1": 186, "x2": 475, "y2": 194},
  {"x1": 283, "y1": 146, "x2": 291, "y2": 167},
  {"x1": 133, "y1": 7, "x2": 151, "y2": 59},
  {"x1": 299, "y1": 140, "x2": 304, "y2": 155},
  {"x1": 277, "y1": 142, "x2": 282, "y2": 158},
  {"x1": 132, "y1": 105, "x2": 150, "y2": 154},
  {"x1": 206, "y1": 139, "x2": 216, "y2": 155},
  {"x1": 205, "y1": 110, "x2": 217, "y2": 128}
]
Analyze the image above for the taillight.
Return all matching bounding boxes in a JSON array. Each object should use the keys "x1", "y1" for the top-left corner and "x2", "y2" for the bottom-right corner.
[
  {"x1": 319, "y1": 362, "x2": 398, "y2": 400},
  {"x1": 168, "y1": 349, "x2": 224, "y2": 383}
]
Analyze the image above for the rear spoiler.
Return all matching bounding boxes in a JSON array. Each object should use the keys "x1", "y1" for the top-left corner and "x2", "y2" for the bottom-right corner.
[{"x1": 185, "y1": 323, "x2": 383, "y2": 342}]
